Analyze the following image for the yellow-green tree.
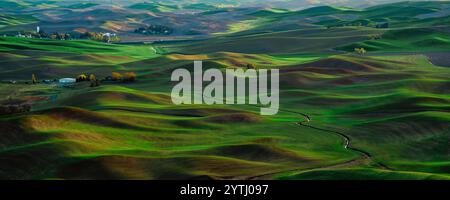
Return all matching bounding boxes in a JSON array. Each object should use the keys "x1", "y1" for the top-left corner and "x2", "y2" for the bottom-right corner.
[
  {"x1": 354, "y1": 48, "x2": 367, "y2": 55},
  {"x1": 109, "y1": 36, "x2": 121, "y2": 43},
  {"x1": 123, "y1": 72, "x2": 137, "y2": 82},
  {"x1": 89, "y1": 74, "x2": 97, "y2": 87},
  {"x1": 89, "y1": 74, "x2": 96, "y2": 81},
  {"x1": 111, "y1": 72, "x2": 122, "y2": 81},
  {"x1": 77, "y1": 74, "x2": 87, "y2": 82},
  {"x1": 32, "y1": 74, "x2": 37, "y2": 84}
]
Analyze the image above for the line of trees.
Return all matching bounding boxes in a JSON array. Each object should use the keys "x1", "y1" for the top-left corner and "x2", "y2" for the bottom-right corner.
[
  {"x1": 111, "y1": 72, "x2": 137, "y2": 82},
  {"x1": 76, "y1": 74, "x2": 100, "y2": 87},
  {"x1": 77, "y1": 72, "x2": 137, "y2": 84},
  {"x1": 135, "y1": 25, "x2": 173, "y2": 35},
  {"x1": 80, "y1": 32, "x2": 121, "y2": 43},
  {"x1": 27, "y1": 71, "x2": 137, "y2": 87},
  {"x1": 327, "y1": 22, "x2": 389, "y2": 29},
  {"x1": 15, "y1": 29, "x2": 120, "y2": 43}
]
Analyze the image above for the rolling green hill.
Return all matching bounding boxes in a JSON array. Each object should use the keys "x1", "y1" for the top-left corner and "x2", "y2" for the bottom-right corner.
[
  {"x1": 66, "y1": 2, "x2": 99, "y2": 9},
  {"x1": 0, "y1": 0, "x2": 29, "y2": 10},
  {"x1": 337, "y1": 28, "x2": 450, "y2": 52},
  {"x1": 128, "y1": 2, "x2": 179, "y2": 13},
  {"x1": 277, "y1": 168, "x2": 450, "y2": 180},
  {"x1": 1, "y1": 37, "x2": 449, "y2": 179},
  {"x1": 296, "y1": 5, "x2": 356, "y2": 16},
  {"x1": 182, "y1": 3, "x2": 217, "y2": 10},
  {"x1": 233, "y1": 1, "x2": 450, "y2": 34},
  {"x1": 0, "y1": 37, "x2": 158, "y2": 59},
  {"x1": 0, "y1": 14, "x2": 36, "y2": 27},
  {"x1": 159, "y1": 27, "x2": 385, "y2": 54},
  {"x1": 0, "y1": 1, "x2": 449, "y2": 180}
]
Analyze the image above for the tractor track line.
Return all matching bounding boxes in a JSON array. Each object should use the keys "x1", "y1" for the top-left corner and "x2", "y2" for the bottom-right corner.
[{"x1": 243, "y1": 106, "x2": 391, "y2": 180}]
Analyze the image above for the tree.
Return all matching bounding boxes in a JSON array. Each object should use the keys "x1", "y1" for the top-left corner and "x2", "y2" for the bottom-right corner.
[
  {"x1": 32, "y1": 74, "x2": 38, "y2": 84},
  {"x1": 354, "y1": 48, "x2": 367, "y2": 56},
  {"x1": 77, "y1": 74, "x2": 87, "y2": 82},
  {"x1": 58, "y1": 33, "x2": 65, "y2": 40},
  {"x1": 360, "y1": 48, "x2": 367, "y2": 55},
  {"x1": 109, "y1": 36, "x2": 121, "y2": 43},
  {"x1": 123, "y1": 72, "x2": 137, "y2": 82},
  {"x1": 135, "y1": 25, "x2": 173, "y2": 35},
  {"x1": 89, "y1": 74, "x2": 96, "y2": 81},
  {"x1": 369, "y1": 34, "x2": 382, "y2": 40},
  {"x1": 111, "y1": 72, "x2": 122, "y2": 81},
  {"x1": 89, "y1": 74, "x2": 97, "y2": 87}
]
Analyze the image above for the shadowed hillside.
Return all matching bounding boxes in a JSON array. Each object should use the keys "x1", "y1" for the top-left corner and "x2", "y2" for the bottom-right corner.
[{"x1": 0, "y1": 1, "x2": 449, "y2": 180}]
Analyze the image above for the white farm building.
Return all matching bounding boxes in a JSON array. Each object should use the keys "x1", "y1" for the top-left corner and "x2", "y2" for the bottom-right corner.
[{"x1": 59, "y1": 78, "x2": 76, "y2": 85}]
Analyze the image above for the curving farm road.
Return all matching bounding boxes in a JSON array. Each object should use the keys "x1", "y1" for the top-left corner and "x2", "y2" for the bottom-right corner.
[{"x1": 244, "y1": 108, "x2": 390, "y2": 180}]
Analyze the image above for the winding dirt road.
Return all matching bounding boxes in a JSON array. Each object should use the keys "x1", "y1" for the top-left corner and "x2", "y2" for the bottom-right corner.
[{"x1": 244, "y1": 108, "x2": 390, "y2": 180}]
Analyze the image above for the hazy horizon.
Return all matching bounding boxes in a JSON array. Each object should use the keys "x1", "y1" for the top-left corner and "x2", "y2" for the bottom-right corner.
[{"x1": 14, "y1": 0, "x2": 444, "y2": 10}]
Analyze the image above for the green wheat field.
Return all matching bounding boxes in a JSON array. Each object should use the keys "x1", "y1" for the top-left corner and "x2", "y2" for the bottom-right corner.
[{"x1": 0, "y1": 0, "x2": 449, "y2": 180}]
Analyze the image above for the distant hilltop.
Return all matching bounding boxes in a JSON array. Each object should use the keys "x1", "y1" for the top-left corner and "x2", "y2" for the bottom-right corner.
[{"x1": 1, "y1": 0, "x2": 436, "y2": 10}]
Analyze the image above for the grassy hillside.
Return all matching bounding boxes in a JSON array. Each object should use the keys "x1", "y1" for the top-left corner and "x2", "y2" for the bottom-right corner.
[
  {"x1": 183, "y1": 3, "x2": 216, "y2": 10},
  {"x1": 0, "y1": 37, "x2": 158, "y2": 59},
  {"x1": 277, "y1": 168, "x2": 450, "y2": 180},
  {"x1": 296, "y1": 6, "x2": 356, "y2": 16},
  {"x1": 0, "y1": 0, "x2": 29, "y2": 10},
  {"x1": 337, "y1": 28, "x2": 450, "y2": 52},
  {"x1": 159, "y1": 1, "x2": 449, "y2": 54},
  {"x1": 66, "y1": 3, "x2": 99, "y2": 9},
  {"x1": 128, "y1": 2, "x2": 179, "y2": 13},
  {"x1": 277, "y1": 54, "x2": 450, "y2": 175},
  {"x1": 160, "y1": 27, "x2": 385, "y2": 54},
  {"x1": 0, "y1": 1, "x2": 449, "y2": 180},
  {"x1": 0, "y1": 14, "x2": 37, "y2": 27},
  {"x1": 1, "y1": 41, "x2": 449, "y2": 179},
  {"x1": 0, "y1": 83, "x2": 357, "y2": 179},
  {"x1": 0, "y1": 37, "x2": 159, "y2": 80},
  {"x1": 216, "y1": 1, "x2": 450, "y2": 35}
]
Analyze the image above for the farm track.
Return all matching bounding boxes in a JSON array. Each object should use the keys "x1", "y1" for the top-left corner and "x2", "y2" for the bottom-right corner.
[
  {"x1": 241, "y1": 107, "x2": 390, "y2": 180},
  {"x1": 367, "y1": 51, "x2": 450, "y2": 67}
]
